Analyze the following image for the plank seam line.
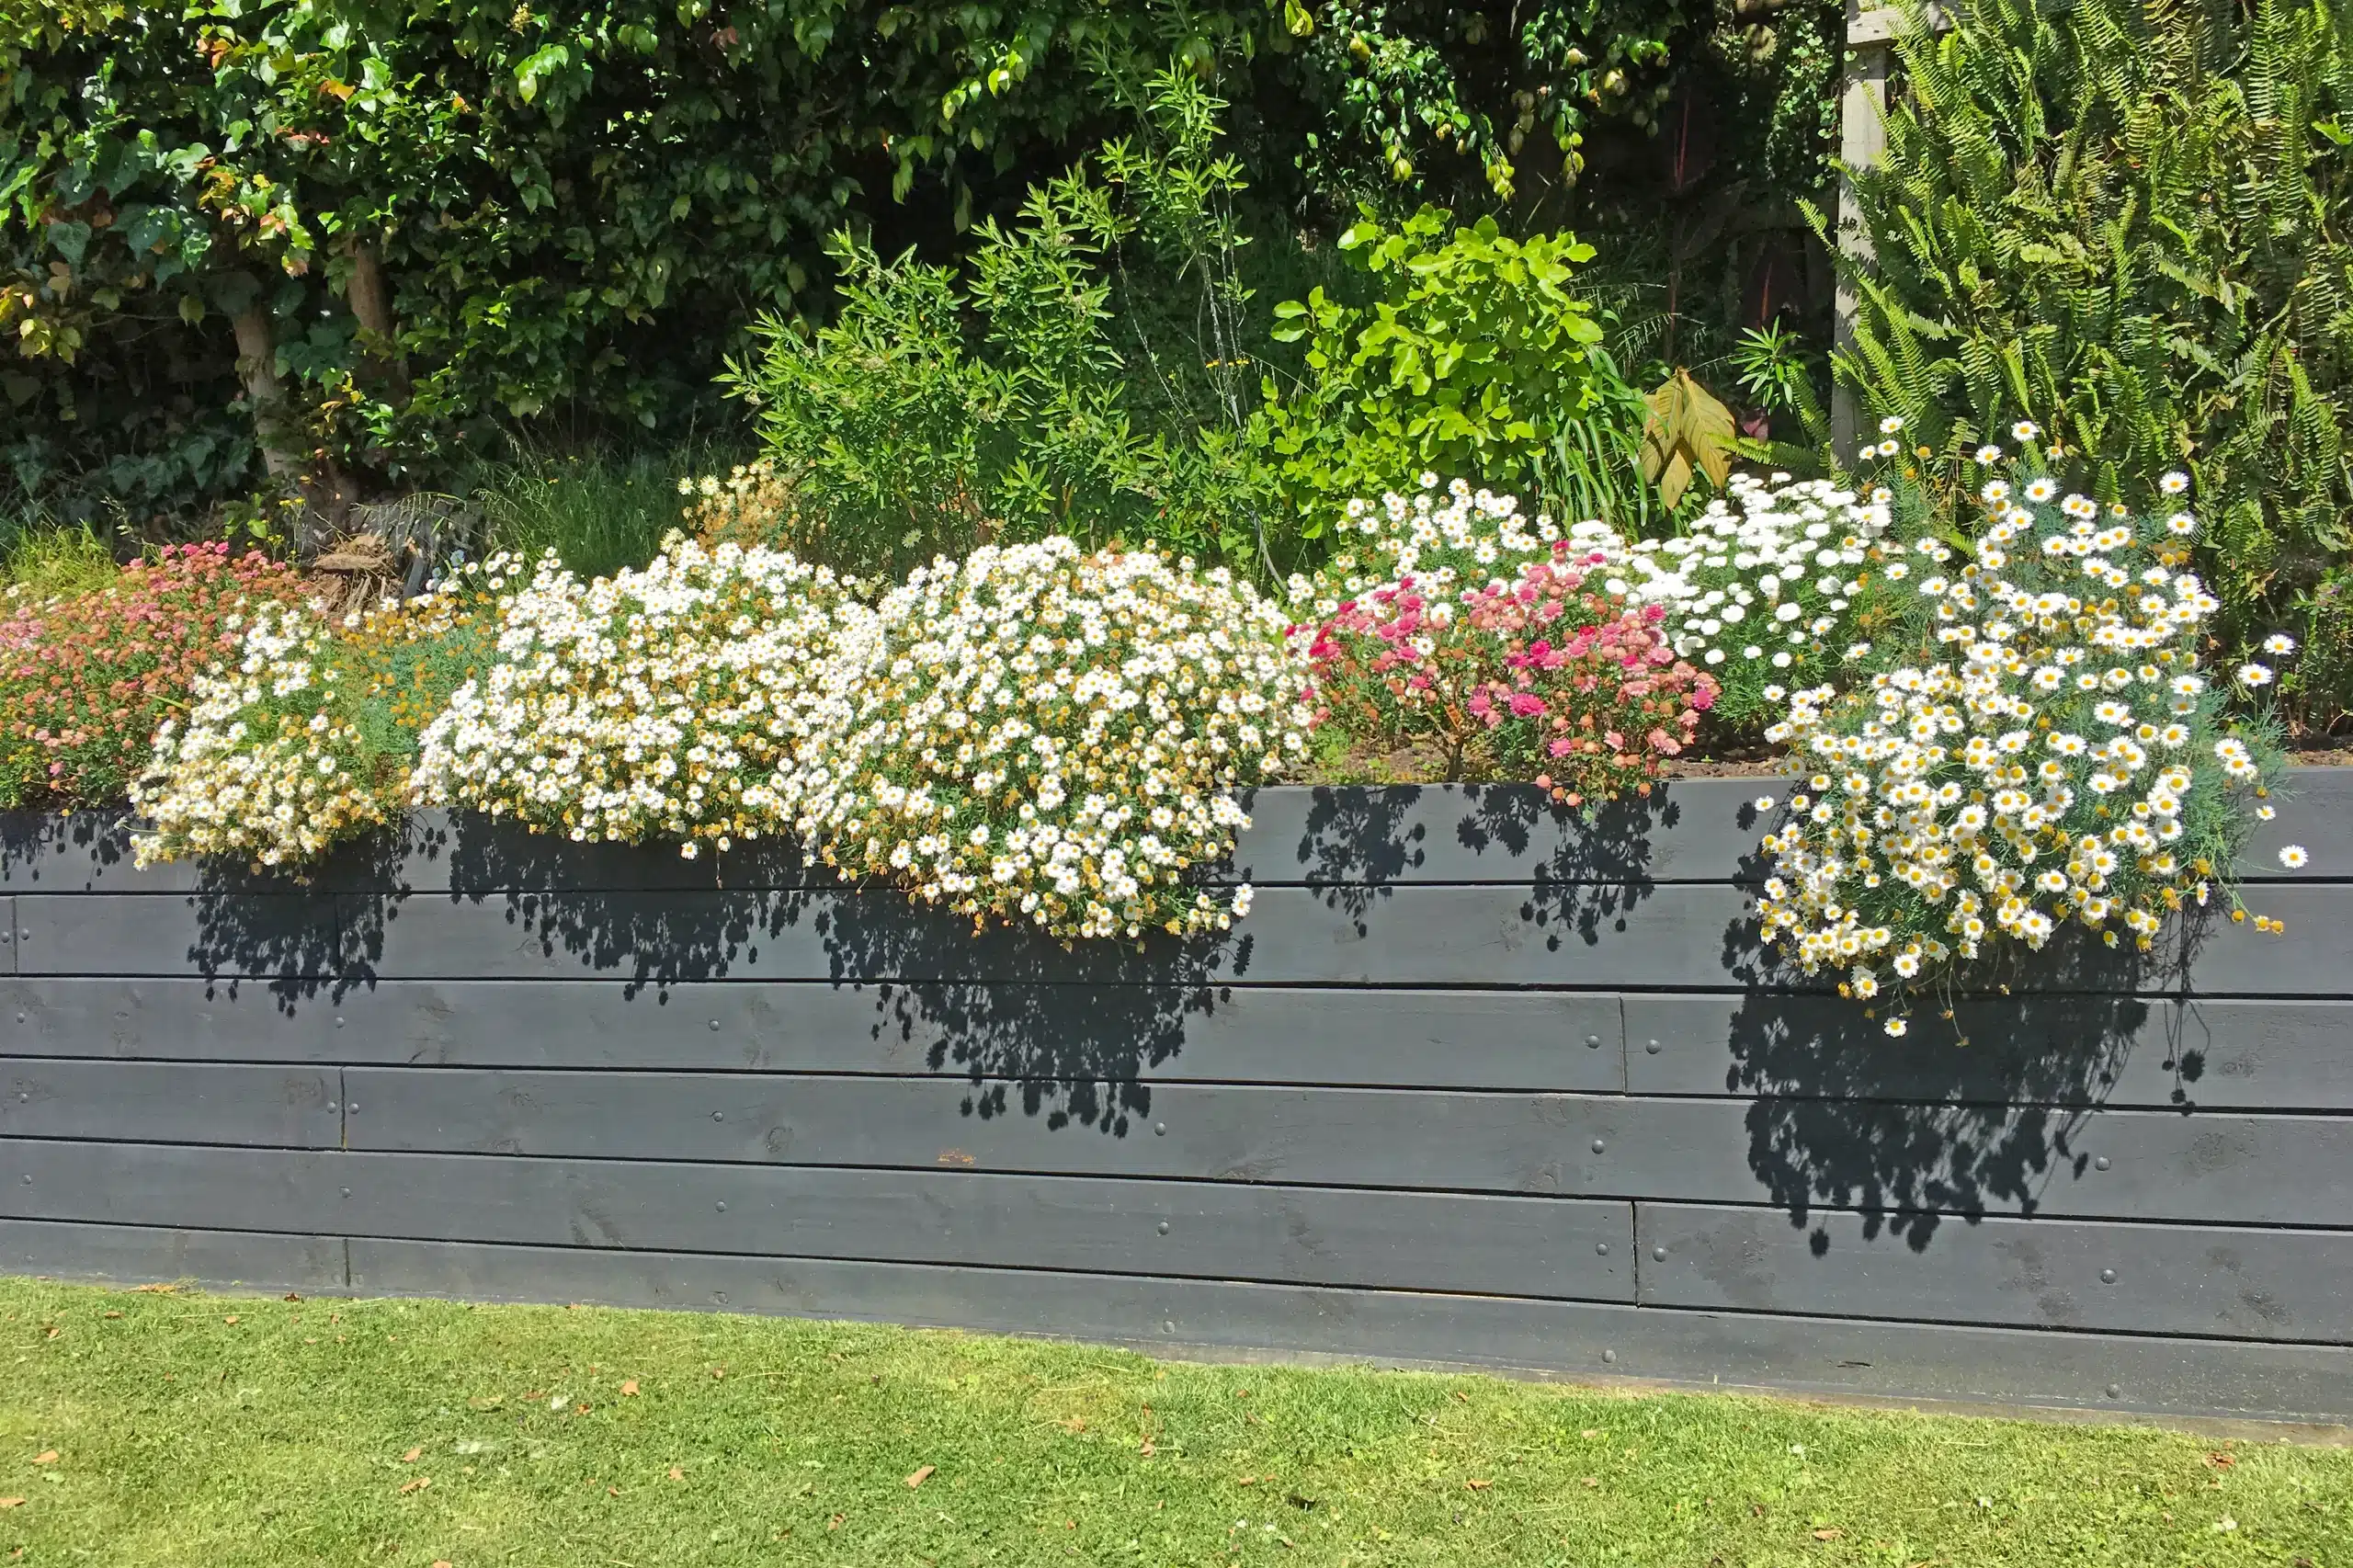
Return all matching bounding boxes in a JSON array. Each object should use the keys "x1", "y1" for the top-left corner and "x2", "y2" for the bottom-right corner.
[
  {"x1": 9, "y1": 1137, "x2": 2353, "y2": 1229},
  {"x1": 12, "y1": 1060, "x2": 2353, "y2": 1117}
]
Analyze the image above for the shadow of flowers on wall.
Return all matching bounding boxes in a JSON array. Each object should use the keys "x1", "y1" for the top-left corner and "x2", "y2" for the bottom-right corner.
[{"x1": 1718, "y1": 905, "x2": 2208, "y2": 1249}]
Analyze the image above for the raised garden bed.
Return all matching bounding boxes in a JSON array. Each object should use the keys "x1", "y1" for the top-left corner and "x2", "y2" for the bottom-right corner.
[{"x1": 2, "y1": 771, "x2": 2350, "y2": 1423}]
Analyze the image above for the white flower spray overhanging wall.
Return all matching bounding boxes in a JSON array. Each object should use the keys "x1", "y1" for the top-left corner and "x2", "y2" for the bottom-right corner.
[
  {"x1": 400, "y1": 536, "x2": 1312, "y2": 941},
  {"x1": 1751, "y1": 420, "x2": 2308, "y2": 1037}
]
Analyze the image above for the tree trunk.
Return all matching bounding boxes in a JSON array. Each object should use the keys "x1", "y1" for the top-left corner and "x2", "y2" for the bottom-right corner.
[
  {"x1": 345, "y1": 244, "x2": 410, "y2": 396},
  {"x1": 232, "y1": 304, "x2": 299, "y2": 480}
]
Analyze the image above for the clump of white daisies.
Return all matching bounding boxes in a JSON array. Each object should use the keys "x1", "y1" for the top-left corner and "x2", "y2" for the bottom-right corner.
[
  {"x1": 799, "y1": 538, "x2": 1311, "y2": 940},
  {"x1": 402, "y1": 533, "x2": 1309, "y2": 940},
  {"x1": 412, "y1": 538, "x2": 869, "y2": 855},
  {"x1": 1752, "y1": 419, "x2": 2308, "y2": 1035},
  {"x1": 1288, "y1": 472, "x2": 1891, "y2": 730}
]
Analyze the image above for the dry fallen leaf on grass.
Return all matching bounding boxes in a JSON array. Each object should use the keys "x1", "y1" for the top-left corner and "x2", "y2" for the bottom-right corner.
[
  {"x1": 402, "y1": 1447, "x2": 423, "y2": 1464},
  {"x1": 398, "y1": 1478, "x2": 430, "y2": 1496},
  {"x1": 620, "y1": 1381, "x2": 639, "y2": 1397},
  {"x1": 904, "y1": 1466, "x2": 936, "y2": 1489},
  {"x1": 0, "y1": 1499, "x2": 23, "y2": 1510},
  {"x1": 1813, "y1": 1528, "x2": 1845, "y2": 1541},
  {"x1": 668, "y1": 1467, "x2": 685, "y2": 1482},
  {"x1": 1464, "y1": 1480, "x2": 1492, "y2": 1492},
  {"x1": 827, "y1": 1514, "x2": 846, "y2": 1531},
  {"x1": 430, "y1": 1560, "x2": 451, "y2": 1567},
  {"x1": 2209, "y1": 1453, "x2": 2236, "y2": 1469},
  {"x1": 131, "y1": 1283, "x2": 176, "y2": 1294},
  {"x1": 31, "y1": 1454, "x2": 55, "y2": 1467},
  {"x1": 222, "y1": 1315, "x2": 239, "y2": 1325},
  {"x1": 102, "y1": 1312, "x2": 120, "y2": 1320}
]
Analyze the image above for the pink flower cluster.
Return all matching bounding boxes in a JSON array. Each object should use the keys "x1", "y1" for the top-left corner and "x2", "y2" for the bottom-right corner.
[
  {"x1": 0, "y1": 542, "x2": 305, "y2": 809},
  {"x1": 1309, "y1": 544, "x2": 1718, "y2": 801}
]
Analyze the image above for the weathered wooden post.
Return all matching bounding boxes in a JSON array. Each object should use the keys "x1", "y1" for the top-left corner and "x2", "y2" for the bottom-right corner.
[{"x1": 1829, "y1": 0, "x2": 1949, "y2": 455}]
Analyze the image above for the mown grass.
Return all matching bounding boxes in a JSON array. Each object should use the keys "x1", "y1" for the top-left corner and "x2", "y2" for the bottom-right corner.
[{"x1": 0, "y1": 1278, "x2": 2347, "y2": 1566}]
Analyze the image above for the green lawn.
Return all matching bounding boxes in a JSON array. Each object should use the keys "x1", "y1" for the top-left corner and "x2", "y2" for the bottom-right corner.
[{"x1": 0, "y1": 1277, "x2": 2347, "y2": 1566}]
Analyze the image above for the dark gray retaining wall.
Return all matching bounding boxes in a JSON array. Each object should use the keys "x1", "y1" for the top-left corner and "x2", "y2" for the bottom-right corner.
[{"x1": 3, "y1": 770, "x2": 2350, "y2": 1422}]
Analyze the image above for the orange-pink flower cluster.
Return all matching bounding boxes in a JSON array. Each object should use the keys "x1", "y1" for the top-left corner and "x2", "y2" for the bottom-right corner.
[{"x1": 0, "y1": 543, "x2": 305, "y2": 808}]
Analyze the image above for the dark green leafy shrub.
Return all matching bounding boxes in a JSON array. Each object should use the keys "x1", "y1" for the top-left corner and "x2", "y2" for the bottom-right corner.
[{"x1": 1827, "y1": 0, "x2": 2353, "y2": 727}]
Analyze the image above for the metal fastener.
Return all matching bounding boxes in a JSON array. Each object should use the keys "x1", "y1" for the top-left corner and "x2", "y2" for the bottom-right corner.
[
  {"x1": 1156, "y1": 1221, "x2": 1170, "y2": 1234},
  {"x1": 335, "y1": 1017, "x2": 346, "y2": 1028},
  {"x1": 1653, "y1": 1244, "x2": 1667, "y2": 1261},
  {"x1": 1645, "y1": 1040, "x2": 1662, "y2": 1054},
  {"x1": 1600, "y1": 1348, "x2": 1616, "y2": 1364},
  {"x1": 2094, "y1": 1155, "x2": 2111, "y2": 1171},
  {"x1": 2100, "y1": 1268, "x2": 2117, "y2": 1284},
  {"x1": 1595, "y1": 1243, "x2": 1610, "y2": 1256},
  {"x1": 716, "y1": 1201, "x2": 727, "y2": 1212},
  {"x1": 347, "y1": 1103, "x2": 358, "y2": 1114},
  {"x1": 1162, "y1": 1320, "x2": 1176, "y2": 1334},
  {"x1": 709, "y1": 1019, "x2": 721, "y2": 1031},
  {"x1": 339, "y1": 1187, "x2": 350, "y2": 1198},
  {"x1": 712, "y1": 1110, "x2": 724, "y2": 1122},
  {"x1": 1591, "y1": 1138, "x2": 1607, "y2": 1154},
  {"x1": 2105, "y1": 1383, "x2": 2121, "y2": 1399},
  {"x1": 1154, "y1": 1122, "x2": 1166, "y2": 1136},
  {"x1": 1586, "y1": 1034, "x2": 1601, "y2": 1049}
]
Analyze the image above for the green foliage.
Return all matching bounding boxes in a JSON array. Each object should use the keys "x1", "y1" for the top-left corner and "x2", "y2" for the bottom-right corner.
[
  {"x1": 1256, "y1": 206, "x2": 1653, "y2": 529},
  {"x1": 1, "y1": 1, "x2": 1283, "y2": 521},
  {"x1": 1824, "y1": 0, "x2": 2353, "y2": 726},
  {"x1": 468, "y1": 446, "x2": 714, "y2": 584},
  {"x1": 1637, "y1": 366, "x2": 1738, "y2": 508},
  {"x1": 1, "y1": 517, "x2": 119, "y2": 598},
  {"x1": 720, "y1": 68, "x2": 1276, "y2": 579}
]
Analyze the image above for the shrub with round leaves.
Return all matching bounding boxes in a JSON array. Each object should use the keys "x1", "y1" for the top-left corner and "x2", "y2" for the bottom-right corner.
[
  {"x1": 412, "y1": 538, "x2": 869, "y2": 853},
  {"x1": 132, "y1": 561, "x2": 511, "y2": 870},
  {"x1": 1753, "y1": 429, "x2": 2302, "y2": 1033},
  {"x1": 799, "y1": 538, "x2": 1312, "y2": 938}
]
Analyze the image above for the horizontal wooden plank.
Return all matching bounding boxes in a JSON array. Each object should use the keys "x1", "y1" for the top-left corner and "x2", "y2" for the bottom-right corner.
[
  {"x1": 1638, "y1": 1202, "x2": 2353, "y2": 1343},
  {"x1": 0, "y1": 979, "x2": 1623, "y2": 1091},
  {"x1": 345, "y1": 1236, "x2": 2353, "y2": 1424},
  {"x1": 17, "y1": 1078, "x2": 2349, "y2": 1225},
  {"x1": 0, "y1": 1061, "x2": 341, "y2": 1148},
  {"x1": 347, "y1": 1073, "x2": 1639, "y2": 1187},
  {"x1": 1627, "y1": 994, "x2": 2353, "y2": 1111},
  {"x1": 4, "y1": 769, "x2": 2344, "y2": 893},
  {"x1": 2240, "y1": 767, "x2": 2353, "y2": 880},
  {"x1": 0, "y1": 814, "x2": 192, "y2": 893},
  {"x1": 1222, "y1": 778, "x2": 1780, "y2": 887},
  {"x1": 1631, "y1": 1098, "x2": 2353, "y2": 1227},
  {"x1": 18, "y1": 881, "x2": 2340, "y2": 994},
  {"x1": 0, "y1": 1141, "x2": 1633, "y2": 1300},
  {"x1": 13, "y1": 892, "x2": 344, "y2": 981},
  {"x1": 0, "y1": 1218, "x2": 347, "y2": 1290}
]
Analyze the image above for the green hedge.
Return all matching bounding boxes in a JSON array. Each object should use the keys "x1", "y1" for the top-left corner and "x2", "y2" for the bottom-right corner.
[{"x1": 2, "y1": 0, "x2": 1842, "y2": 531}]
